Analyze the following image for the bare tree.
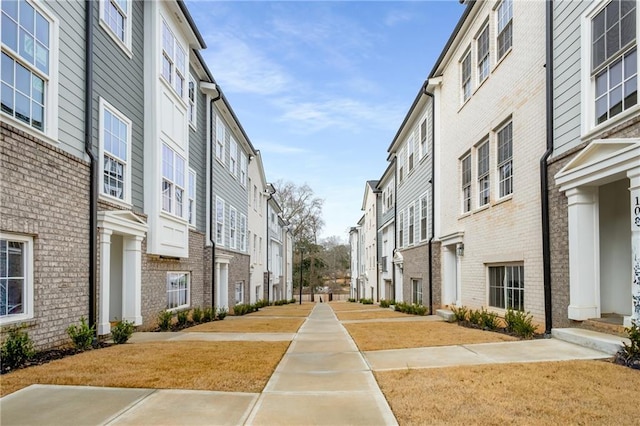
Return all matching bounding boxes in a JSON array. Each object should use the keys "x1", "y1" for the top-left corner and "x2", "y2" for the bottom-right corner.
[{"x1": 273, "y1": 180, "x2": 324, "y2": 244}]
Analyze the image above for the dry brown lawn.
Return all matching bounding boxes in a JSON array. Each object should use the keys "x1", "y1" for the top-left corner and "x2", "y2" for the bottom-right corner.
[
  {"x1": 336, "y1": 310, "x2": 411, "y2": 321},
  {"x1": 247, "y1": 303, "x2": 314, "y2": 317},
  {"x1": 345, "y1": 321, "x2": 517, "y2": 351},
  {"x1": 186, "y1": 317, "x2": 304, "y2": 333},
  {"x1": 375, "y1": 360, "x2": 640, "y2": 425},
  {"x1": 0, "y1": 341, "x2": 288, "y2": 397},
  {"x1": 328, "y1": 302, "x2": 382, "y2": 312}
]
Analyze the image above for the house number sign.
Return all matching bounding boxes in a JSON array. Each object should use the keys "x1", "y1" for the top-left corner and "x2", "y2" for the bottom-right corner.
[{"x1": 635, "y1": 196, "x2": 640, "y2": 227}]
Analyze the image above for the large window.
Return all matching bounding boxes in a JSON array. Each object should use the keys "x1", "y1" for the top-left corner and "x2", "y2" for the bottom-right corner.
[
  {"x1": 1, "y1": 0, "x2": 53, "y2": 133},
  {"x1": 229, "y1": 137, "x2": 237, "y2": 177},
  {"x1": 592, "y1": 0, "x2": 637, "y2": 125},
  {"x1": 398, "y1": 211, "x2": 404, "y2": 248},
  {"x1": 240, "y1": 213, "x2": 247, "y2": 251},
  {"x1": 99, "y1": 0, "x2": 131, "y2": 53},
  {"x1": 188, "y1": 169, "x2": 196, "y2": 226},
  {"x1": 461, "y1": 154, "x2": 472, "y2": 213},
  {"x1": 461, "y1": 50, "x2": 472, "y2": 102},
  {"x1": 216, "y1": 197, "x2": 225, "y2": 246},
  {"x1": 419, "y1": 118, "x2": 428, "y2": 159},
  {"x1": 166, "y1": 272, "x2": 189, "y2": 310},
  {"x1": 0, "y1": 234, "x2": 32, "y2": 323},
  {"x1": 497, "y1": 122, "x2": 513, "y2": 198},
  {"x1": 100, "y1": 100, "x2": 131, "y2": 203},
  {"x1": 240, "y1": 152, "x2": 247, "y2": 187},
  {"x1": 229, "y1": 206, "x2": 237, "y2": 249},
  {"x1": 477, "y1": 24, "x2": 490, "y2": 82},
  {"x1": 420, "y1": 195, "x2": 428, "y2": 241},
  {"x1": 489, "y1": 264, "x2": 524, "y2": 311},
  {"x1": 477, "y1": 141, "x2": 490, "y2": 207},
  {"x1": 235, "y1": 282, "x2": 244, "y2": 304},
  {"x1": 497, "y1": 0, "x2": 513, "y2": 60},
  {"x1": 188, "y1": 73, "x2": 196, "y2": 126},
  {"x1": 215, "y1": 116, "x2": 225, "y2": 163},
  {"x1": 162, "y1": 144, "x2": 185, "y2": 218},
  {"x1": 161, "y1": 20, "x2": 186, "y2": 98},
  {"x1": 407, "y1": 134, "x2": 415, "y2": 172},
  {"x1": 411, "y1": 279, "x2": 422, "y2": 305},
  {"x1": 408, "y1": 205, "x2": 415, "y2": 245}
]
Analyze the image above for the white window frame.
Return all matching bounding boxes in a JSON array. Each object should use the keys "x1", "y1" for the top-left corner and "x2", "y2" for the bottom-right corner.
[
  {"x1": 215, "y1": 115, "x2": 225, "y2": 163},
  {"x1": 461, "y1": 48, "x2": 472, "y2": 102},
  {"x1": 407, "y1": 131, "x2": 415, "y2": 173},
  {"x1": 420, "y1": 194, "x2": 428, "y2": 241},
  {"x1": 229, "y1": 137, "x2": 238, "y2": 177},
  {"x1": 188, "y1": 168, "x2": 196, "y2": 227},
  {"x1": 408, "y1": 204, "x2": 415, "y2": 245},
  {"x1": 488, "y1": 264, "x2": 524, "y2": 311},
  {"x1": 581, "y1": 0, "x2": 639, "y2": 136},
  {"x1": 398, "y1": 210, "x2": 404, "y2": 248},
  {"x1": 0, "y1": 233, "x2": 34, "y2": 325},
  {"x1": 496, "y1": 0, "x2": 513, "y2": 61},
  {"x1": 161, "y1": 144, "x2": 186, "y2": 219},
  {"x1": 235, "y1": 281, "x2": 244, "y2": 304},
  {"x1": 476, "y1": 23, "x2": 490, "y2": 83},
  {"x1": 166, "y1": 272, "x2": 190, "y2": 311},
  {"x1": 98, "y1": 0, "x2": 132, "y2": 57},
  {"x1": 188, "y1": 73, "x2": 197, "y2": 127},
  {"x1": 98, "y1": 98, "x2": 132, "y2": 206},
  {"x1": 1, "y1": 0, "x2": 59, "y2": 141},
  {"x1": 240, "y1": 152, "x2": 247, "y2": 187},
  {"x1": 411, "y1": 278, "x2": 422, "y2": 305},
  {"x1": 477, "y1": 141, "x2": 490, "y2": 207},
  {"x1": 239, "y1": 213, "x2": 247, "y2": 252},
  {"x1": 161, "y1": 19, "x2": 186, "y2": 99},
  {"x1": 216, "y1": 196, "x2": 225, "y2": 246},
  {"x1": 461, "y1": 153, "x2": 472, "y2": 213},
  {"x1": 419, "y1": 117, "x2": 428, "y2": 160},
  {"x1": 229, "y1": 206, "x2": 237, "y2": 249},
  {"x1": 497, "y1": 121, "x2": 513, "y2": 198}
]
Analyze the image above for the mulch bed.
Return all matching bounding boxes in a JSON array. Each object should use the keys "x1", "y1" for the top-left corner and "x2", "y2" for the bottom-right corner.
[{"x1": 1, "y1": 342, "x2": 112, "y2": 375}]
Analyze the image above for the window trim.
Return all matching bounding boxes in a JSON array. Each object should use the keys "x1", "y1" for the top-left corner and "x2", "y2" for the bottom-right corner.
[
  {"x1": 240, "y1": 152, "x2": 247, "y2": 187},
  {"x1": 0, "y1": 233, "x2": 34, "y2": 325},
  {"x1": 477, "y1": 140, "x2": 490, "y2": 207},
  {"x1": 408, "y1": 205, "x2": 415, "y2": 245},
  {"x1": 461, "y1": 153, "x2": 472, "y2": 214},
  {"x1": 161, "y1": 144, "x2": 186, "y2": 219},
  {"x1": 215, "y1": 115, "x2": 225, "y2": 164},
  {"x1": 239, "y1": 213, "x2": 247, "y2": 252},
  {"x1": 160, "y1": 18, "x2": 186, "y2": 100},
  {"x1": 98, "y1": 98, "x2": 132, "y2": 207},
  {"x1": 98, "y1": 0, "x2": 133, "y2": 58},
  {"x1": 1, "y1": 0, "x2": 59, "y2": 142},
  {"x1": 497, "y1": 121, "x2": 513, "y2": 199},
  {"x1": 166, "y1": 271, "x2": 190, "y2": 311},
  {"x1": 476, "y1": 22, "x2": 490, "y2": 84},
  {"x1": 420, "y1": 194, "x2": 428, "y2": 241},
  {"x1": 496, "y1": 0, "x2": 513, "y2": 61},
  {"x1": 460, "y1": 48, "x2": 472, "y2": 103},
  {"x1": 188, "y1": 73, "x2": 197, "y2": 128},
  {"x1": 411, "y1": 278, "x2": 422, "y2": 305},
  {"x1": 216, "y1": 196, "x2": 225, "y2": 246},
  {"x1": 188, "y1": 168, "x2": 196, "y2": 227},
  {"x1": 229, "y1": 206, "x2": 237, "y2": 249},
  {"x1": 488, "y1": 263, "x2": 524, "y2": 311}
]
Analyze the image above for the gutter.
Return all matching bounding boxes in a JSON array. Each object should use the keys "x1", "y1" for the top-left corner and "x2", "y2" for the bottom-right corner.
[
  {"x1": 540, "y1": 0, "x2": 554, "y2": 336},
  {"x1": 266, "y1": 188, "x2": 275, "y2": 303},
  {"x1": 209, "y1": 90, "x2": 222, "y2": 309},
  {"x1": 84, "y1": 0, "x2": 97, "y2": 333},
  {"x1": 392, "y1": 157, "x2": 397, "y2": 301},
  {"x1": 423, "y1": 82, "x2": 435, "y2": 316}
]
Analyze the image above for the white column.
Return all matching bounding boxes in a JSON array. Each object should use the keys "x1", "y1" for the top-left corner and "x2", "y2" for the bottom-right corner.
[
  {"x1": 215, "y1": 262, "x2": 221, "y2": 309},
  {"x1": 627, "y1": 170, "x2": 640, "y2": 327},
  {"x1": 122, "y1": 235, "x2": 143, "y2": 325},
  {"x1": 98, "y1": 229, "x2": 113, "y2": 335},
  {"x1": 567, "y1": 187, "x2": 600, "y2": 321},
  {"x1": 220, "y1": 264, "x2": 229, "y2": 308}
]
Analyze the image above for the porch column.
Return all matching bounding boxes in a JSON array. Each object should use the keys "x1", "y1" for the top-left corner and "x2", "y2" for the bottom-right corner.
[
  {"x1": 215, "y1": 262, "x2": 221, "y2": 309},
  {"x1": 567, "y1": 187, "x2": 600, "y2": 321},
  {"x1": 628, "y1": 170, "x2": 640, "y2": 326},
  {"x1": 220, "y1": 264, "x2": 229, "y2": 308},
  {"x1": 98, "y1": 229, "x2": 113, "y2": 335},
  {"x1": 122, "y1": 235, "x2": 143, "y2": 325}
]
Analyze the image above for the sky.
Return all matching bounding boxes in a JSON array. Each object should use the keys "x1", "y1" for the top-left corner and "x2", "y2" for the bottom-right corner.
[{"x1": 186, "y1": 0, "x2": 465, "y2": 242}]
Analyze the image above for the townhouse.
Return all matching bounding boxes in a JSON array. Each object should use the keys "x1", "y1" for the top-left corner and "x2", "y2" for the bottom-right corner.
[
  {"x1": 377, "y1": 163, "x2": 396, "y2": 301},
  {"x1": 247, "y1": 151, "x2": 268, "y2": 303},
  {"x1": 360, "y1": 180, "x2": 380, "y2": 301},
  {"x1": 349, "y1": 225, "x2": 361, "y2": 300},
  {"x1": 549, "y1": 0, "x2": 639, "y2": 327}
]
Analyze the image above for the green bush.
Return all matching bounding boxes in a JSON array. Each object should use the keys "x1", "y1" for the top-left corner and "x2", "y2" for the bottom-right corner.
[
  {"x1": 289, "y1": 298, "x2": 297, "y2": 304},
  {"x1": 480, "y1": 308, "x2": 500, "y2": 330},
  {"x1": 450, "y1": 305, "x2": 469, "y2": 322},
  {"x1": 157, "y1": 310, "x2": 173, "y2": 331},
  {"x1": 176, "y1": 310, "x2": 189, "y2": 327},
  {"x1": 379, "y1": 299, "x2": 395, "y2": 308},
  {"x1": 394, "y1": 302, "x2": 427, "y2": 316},
  {"x1": 615, "y1": 323, "x2": 640, "y2": 369},
  {"x1": 360, "y1": 298, "x2": 374, "y2": 305},
  {"x1": 468, "y1": 309, "x2": 482, "y2": 326},
  {"x1": 202, "y1": 307, "x2": 215, "y2": 322},
  {"x1": 111, "y1": 319, "x2": 135, "y2": 344},
  {"x1": 255, "y1": 299, "x2": 269, "y2": 308},
  {"x1": 348, "y1": 298, "x2": 356, "y2": 303},
  {"x1": 1, "y1": 325, "x2": 35, "y2": 370},
  {"x1": 66, "y1": 317, "x2": 95, "y2": 350},
  {"x1": 191, "y1": 307, "x2": 203, "y2": 323},
  {"x1": 504, "y1": 308, "x2": 536, "y2": 339},
  {"x1": 217, "y1": 307, "x2": 228, "y2": 320},
  {"x1": 233, "y1": 303, "x2": 252, "y2": 316}
]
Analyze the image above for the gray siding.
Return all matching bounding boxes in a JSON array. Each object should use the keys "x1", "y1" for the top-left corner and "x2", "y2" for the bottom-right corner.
[
  {"x1": 212, "y1": 104, "x2": 249, "y2": 252},
  {"x1": 42, "y1": 0, "x2": 85, "y2": 159},
  {"x1": 552, "y1": 1, "x2": 588, "y2": 157},
  {"x1": 91, "y1": 0, "x2": 145, "y2": 211},
  {"x1": 376, "y1": 193, "x2": 383, "y2": 261},
  {"x1": 188, "y1": 65, "x2": 207, "y2": 233}
]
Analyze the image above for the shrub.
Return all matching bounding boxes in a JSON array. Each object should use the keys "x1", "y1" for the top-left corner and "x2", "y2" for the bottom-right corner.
[
  {"x1": 290, "y1": 298, "x2": 296, "y2": 304},
  {"x1": 379, "y1": 299, "x2": 394, "y2": 308},
  {"x1": 450, "y1": 305, "x2": 469, "y2": 322},
  {"x1": 157, "y1": 310, "x2": 173, "y2": 331},
  {"x1": 191, "y1": 307, "x2": 203, "y2": 323},
  {"x1": 1, "y1": 325, "x2": 35, "y2": 370},
  {"x1": 176, "y1": 310, "x2": 189, "y2": 327},
  {"x1": 255, "y1": 299, "x2": 269, "y2": 308},
  {"x1": 202, "y1": 307, "x2": 215, "y2": 322},
  {"x1": 468, "y1": 309, "x2": 482, "y2": 327},
  {"x1": 615, "y1": 323, "x2": 640, "y2": 369},
  {"x1": 348, "y1": 298, "x2": 356, "y2": 303},
  {"x1": 394, "y1": 302, "x2": 427, "y2": 316},
  {"x1": 360, "y1": 298, "x2": 374, "y2": 305},
  {"x1": 480, "y1": 308, "x2": 500, "y2": 330},
  {"x1": 233, "y1": 303, "x2": 252, "y2": 316},
  {"x1": 66, "y1": 317, "x2": 95, "y2": 351},
  {"x1": 217, "y1": 307, "x2": 228, "y2": 320},
  {"x1": 504, "y1": 308, "x2": 536, "y2": 339},
  {"x1": 111, "y1": 319, "x2": 135, "y2": 344}
]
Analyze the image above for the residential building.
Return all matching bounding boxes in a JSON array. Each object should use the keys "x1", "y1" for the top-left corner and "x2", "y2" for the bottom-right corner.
[
  {"x1": 549, "y1": 0, "x2": 639, "y2": 327},
  {"x1": 247, "y1": 151, "x2": 268, "y2": 303},
  {"x1": 433, "y1": 0, "x2": 546, "y2": 323},
  {"x1": 349, "y1": 225, "x2": 361, "y2": 300},
  {"x1": 377, "y1": 162, "x2": 396, "y2": 301},
  {"x1": 361, "y1": 181, "x2": 380, "y2": 301}
]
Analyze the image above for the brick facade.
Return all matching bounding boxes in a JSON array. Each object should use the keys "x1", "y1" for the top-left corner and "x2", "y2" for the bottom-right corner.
[
  {"x1": 217, "y1": 247, "x2": 250, "y2": 306},
  {"x1": 0, "y1": 122, "x2": 91, "y2": 349},
  {"x1": 400, "y1": 241, "x2": 441, "y2": 311}
]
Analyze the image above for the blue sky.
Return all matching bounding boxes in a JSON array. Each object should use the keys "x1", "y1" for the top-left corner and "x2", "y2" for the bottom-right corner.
[{"x1": 186, "y1": 0, "x2": 465, "y2": 242}]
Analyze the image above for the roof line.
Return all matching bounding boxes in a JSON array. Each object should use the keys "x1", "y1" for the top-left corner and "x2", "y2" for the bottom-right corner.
[{"x1": 177, "y1": 0, "x2": 207, "y2": 49}]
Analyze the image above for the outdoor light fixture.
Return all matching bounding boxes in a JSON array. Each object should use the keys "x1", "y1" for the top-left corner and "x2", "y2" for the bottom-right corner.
[{"x1": 456, "y1": 243, "x2": 464, "y2": 257}]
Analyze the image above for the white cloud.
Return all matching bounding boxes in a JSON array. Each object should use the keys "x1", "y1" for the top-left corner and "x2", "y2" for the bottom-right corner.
[
  {"x1": 384, "y1": 10, "x2": 414, "y2": 27},
  {"x1": 258, "y1": 142, "x2": 308, "y2": 155}
]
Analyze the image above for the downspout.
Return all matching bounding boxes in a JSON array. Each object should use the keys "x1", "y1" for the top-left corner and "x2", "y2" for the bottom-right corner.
[
  {"x1": 266, "y1": 189, "x2": 275, "y2": 303},
  {"x1": 541, "y1": 0, "x2": 554, "y2": 336},
  {"x1": 392, "y1": 158, "x2": 397, "y2": 301},
  {"x1": 84, "y1": 0, "x2": 97, "y2": 332},
  {"x1": 209, "y1": 93, "x2": 221, "y2": 309},
  {"x1": 423, "y1": 83, "x2": 435, "y2": 316}
]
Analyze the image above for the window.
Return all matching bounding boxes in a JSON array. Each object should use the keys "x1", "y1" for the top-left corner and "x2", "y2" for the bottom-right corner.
[
  {"x1": 461, "y1": 154, "x2": 472, "y2": 213},
  {"x1": 229, "y1": 137, "x2": 238, "y2": 177},
  {"x1": 497, "y1": 122, "x2": 513, "y2": 197},
  {"x1": 235, "y1": 282, "x2": 244, "y2": 304},
  {"x1": 188, "y1": 74, "x2": 196, "y2": 126},
  {"x1": 166, "y1": 272, "x2": 189, "y2": 310},
  {"x1": 489, "y1": 264, "x2": 524, "y2": 311},
  {"x1": 477, "y1": 141, "x2": 490, "y2": 206},
  {"x1": 253, "y1": 234, "x2": 258, "y2": 258},
  {"x1": 253, "y1": 185, "x2": 258, "y2": 210},
  {"x1": 188, "y1": 169, "x2": 196, "y2": 226},
  {"x1": 398, "y1": 211, "x2": 404, "y2": 248},
  {"x1": 592, "y1": 0, "x2": 637, "y2": 125},
  {"x1": 161, "y1": 144, "x2": 185, "y2": 218},
  {"x1": 408, "y1": 205, "x2": 415, "y2": 245},
  {"x1": 1, "y1": 0, "x2": 54, "y2": 134},
  {"x1": 216, "y1": 197, "x2": 225, "y2": 245},
  {"x1": 240, "y1": 152, "x2": 247, "y2": 186},
  {"x1": 407, "y1": 133, "x2": 415, "y2": 172},
  {"x1": 161, "y1": 20, "x2": 186, "y2": 98},
  {"x1": 477, "y1": 24, "x2": 490, "y2": 82},
  {"x1": 419, "y1": 118, "x2": 428, "y2": 159},
  {"x1": 420, "y1": 195, "x2": 428, "y2": 241},
  {"x1": 497, "y1": 0, "x2": 513, "y2": 59},
  {"x1": 215, "y1": 116, "x2": 225, "y2": 163},
  {"x1": 461, "y1": 50, "x2": 472, "y2": 102},
  {"x1": 100, "y1": 100, "x2": 131, "y2": 203},
  {"x1": 411, "y1": 279, "x2": 422, "y2": 305},
  {"x1": 239, "y1": 213, "x2": 247, "y2": 251},
  {"x1": 398, "y1": 146, "x2": 405, "y2": 182},
  {"x1": 0, "y1": 234, "x2": 33, "y2": 323},
  {"x1": 229, "y1": 206, "x2": 237, "y2": 249},
  {"x1": 99, "y1": 0, "x2": 131, "y2": 53}
]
